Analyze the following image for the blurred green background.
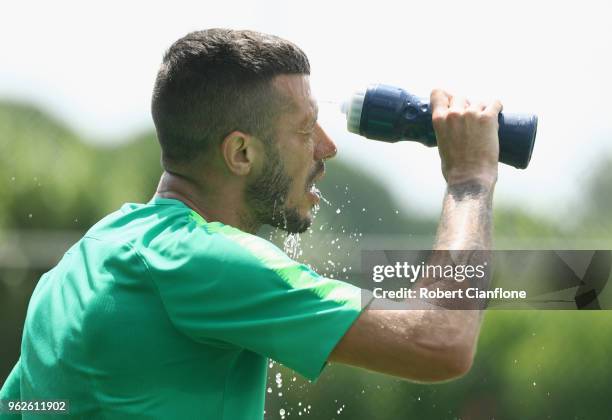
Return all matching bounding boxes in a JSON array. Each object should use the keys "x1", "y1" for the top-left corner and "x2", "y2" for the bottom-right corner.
[{"x1": 2, "y1": 100, "x2": 612, "y2": 420}]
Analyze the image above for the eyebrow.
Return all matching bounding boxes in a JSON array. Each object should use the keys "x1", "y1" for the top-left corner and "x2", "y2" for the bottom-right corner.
[{"x1": 297, "y1": 105, "x2": 319, "y2": 130}]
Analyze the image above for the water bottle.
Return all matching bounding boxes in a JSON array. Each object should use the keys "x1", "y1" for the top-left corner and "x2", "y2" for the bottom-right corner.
[{"x1": 342, "y1": 84, "x2": 537, "y2": 169}]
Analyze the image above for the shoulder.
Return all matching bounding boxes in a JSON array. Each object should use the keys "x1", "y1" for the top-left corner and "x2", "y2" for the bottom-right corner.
[
  {"x1": 184, "y1": 218, "x2": 298, "y2": 281},
  {"x1": 137, "y1": 207, "x2": 293, "y2": 280}
]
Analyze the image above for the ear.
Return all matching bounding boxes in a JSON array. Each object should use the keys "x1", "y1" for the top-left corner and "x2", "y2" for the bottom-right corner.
[{"x1": 220, "y1": 130, "x2": 264, "y2": 176}]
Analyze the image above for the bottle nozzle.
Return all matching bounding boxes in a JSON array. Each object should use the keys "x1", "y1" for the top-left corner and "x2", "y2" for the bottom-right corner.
[{"x1": 340, "y1": 100, "x2": 349, "y2": 115}]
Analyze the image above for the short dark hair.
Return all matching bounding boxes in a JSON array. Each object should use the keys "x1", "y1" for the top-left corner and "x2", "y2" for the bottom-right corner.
[{"x1": 151, "y1": 28, "x2": 310, "y2": 166}]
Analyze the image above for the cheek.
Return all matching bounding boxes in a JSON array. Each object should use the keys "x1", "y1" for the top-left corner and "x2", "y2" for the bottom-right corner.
[
  {"x1": 284, "y1": 165, "x2": 312, "y2": 207},
  {"x1": 285, "y1": 144, "x2": 314, "y2": 181},
  {"x1": 278, "y1": 137, "x2": 316, "y2": 201}
]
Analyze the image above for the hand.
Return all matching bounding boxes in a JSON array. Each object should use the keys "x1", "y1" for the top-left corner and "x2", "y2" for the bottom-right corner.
[{"x1": 430, "y1": 89, "x2": 503, "y2": 186}]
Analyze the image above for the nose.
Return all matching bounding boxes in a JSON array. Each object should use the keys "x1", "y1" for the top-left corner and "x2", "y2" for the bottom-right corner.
[{"x1": 313, "y1": 123, "x2": 337, "y2": 161}]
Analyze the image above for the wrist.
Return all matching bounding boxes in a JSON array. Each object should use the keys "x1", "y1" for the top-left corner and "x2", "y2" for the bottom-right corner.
[
  {"x1": 445, "y1": 169, "x2": 497, "y2": 190},
  {"x1": 446, "y1": 179, "x2": 496, "y2": 200}
]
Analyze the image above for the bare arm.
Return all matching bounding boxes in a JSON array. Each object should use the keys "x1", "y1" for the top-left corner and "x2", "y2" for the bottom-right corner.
[{"x1": 329, "y1": 90, "x2": 502, "y2": 382}]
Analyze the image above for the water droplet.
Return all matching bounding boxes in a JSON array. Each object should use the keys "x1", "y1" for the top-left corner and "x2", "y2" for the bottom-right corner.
[
  {"x1": 28, "y1": 214, "x2": 32, "y2": 219},
  {"x1": 336, "y1": 208, "x2": 341, "y2": 214},
  {"x1": 283, "y1": 234, "x2": 302, "y2": 260},
  {"x1": 280, "y1": 408, "x2": 286, "y2": 416}
]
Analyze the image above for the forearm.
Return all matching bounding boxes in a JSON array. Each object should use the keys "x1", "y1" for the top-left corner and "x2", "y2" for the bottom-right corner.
[
  {"x1": 434, "y1": 180, "x2": 495, "y2": 251},
  {"x1": 414, "y1": 180, "x2": 495, "y2": 300},
  {"x1": 402, "y1": 180, "x2": 495, "y2": 369}
]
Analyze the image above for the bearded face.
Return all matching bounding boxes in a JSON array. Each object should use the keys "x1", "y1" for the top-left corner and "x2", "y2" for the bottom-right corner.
[{"x1": 245, "y1": 140, "x2": 321, "y2": 234}]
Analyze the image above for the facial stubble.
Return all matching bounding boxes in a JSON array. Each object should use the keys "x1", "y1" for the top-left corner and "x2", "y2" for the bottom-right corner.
[{"x1": 244, "y1": 142, "x2": 315, "y2": 234}]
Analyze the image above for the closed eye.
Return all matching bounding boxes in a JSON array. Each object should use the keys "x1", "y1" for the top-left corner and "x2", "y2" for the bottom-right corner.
[{"x1": 296, "y1": 127, "x2": 316, "y2": 141}]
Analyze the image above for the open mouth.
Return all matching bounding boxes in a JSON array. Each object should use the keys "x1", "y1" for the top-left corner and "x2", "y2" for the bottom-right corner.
[
  {"x1": 308, "y1": 183, "x2": 322, "y2": 204},
  {"x1": 310, "y1": 183, "x2": 321, "y2": 197},
  {"x1": 306, "y1": 163, "x2": 325, "y2": 204}
]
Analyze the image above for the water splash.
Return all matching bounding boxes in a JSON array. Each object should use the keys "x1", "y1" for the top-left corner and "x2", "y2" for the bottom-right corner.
[
  {"x1": 272, "y1": 200, "x2": 278, "y2": 222},
  {"x1": 311, "y1": 185, "x2": 331, "y2": 206},
  {"x1": 264, "y1": 182, "x2": 402, "y2": 417},
  {"x1": 283, "y1": 233, "x2": 302, "y2": 260},
  {"x1": 336, "y1": 403, "x2": 346, "y2": 415}
]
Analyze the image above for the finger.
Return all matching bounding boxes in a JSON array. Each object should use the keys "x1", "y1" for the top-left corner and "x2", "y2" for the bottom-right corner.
[
  {"x1": 467, "y1": 101, "x2": 487, "y2": 113},
  {"x1": 484, "y1": 99, "x2": 503, "y2": 116},
  {"x1": 430, "y1": 89, "x2": 450, "y2": 117},
  {"x1": 449, "y1": 95, "x2": 470, "y2": 111}
]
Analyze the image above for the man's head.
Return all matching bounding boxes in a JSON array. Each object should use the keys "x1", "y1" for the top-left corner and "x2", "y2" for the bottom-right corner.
[{"x1": 152, "y1": 29, "x2": 337, "y2": 233}]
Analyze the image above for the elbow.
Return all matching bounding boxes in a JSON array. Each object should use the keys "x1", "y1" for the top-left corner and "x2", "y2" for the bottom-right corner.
[
  {"x1": 424, "y1": 342, "x2": 476, "y2": 382},
  {"x1": 410, "y1": 312, "x2": 480, "y2": 382},
  {"x1": 439, "y1": 344, "x2": 475, "y2": 380},
  {"x1": 403, "y1": 349, "x2": 473, "y2": 384},
  {"x1": 404, "y1": 334, "x2": 476, "y2": 383}
]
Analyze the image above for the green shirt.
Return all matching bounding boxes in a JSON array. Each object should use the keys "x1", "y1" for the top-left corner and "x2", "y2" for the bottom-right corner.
[{"x1": 1, "y1": 197, "x2": 368, "y2": 419}]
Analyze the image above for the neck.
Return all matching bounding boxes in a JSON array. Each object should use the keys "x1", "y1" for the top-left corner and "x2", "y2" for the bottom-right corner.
[{"x1": 154, "y1": 170, "x2": 261, "y2": 234}]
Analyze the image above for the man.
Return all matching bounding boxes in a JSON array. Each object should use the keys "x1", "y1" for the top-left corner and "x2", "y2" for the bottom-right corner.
[{"x1": 0, "y1": 29, "x2": 501, "y2": 419}]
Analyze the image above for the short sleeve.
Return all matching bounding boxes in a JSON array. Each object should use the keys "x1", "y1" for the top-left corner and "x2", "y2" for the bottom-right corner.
[{"x1": 144, "y1": 223, "x2": 372, "y2": 381}]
